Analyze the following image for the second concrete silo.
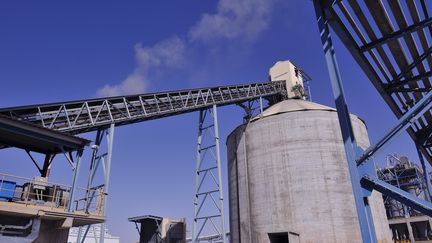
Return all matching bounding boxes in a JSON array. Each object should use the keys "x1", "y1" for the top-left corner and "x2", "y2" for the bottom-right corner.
[{"x1": 227, "y1": 99, "x2": 392, "y2": 243}]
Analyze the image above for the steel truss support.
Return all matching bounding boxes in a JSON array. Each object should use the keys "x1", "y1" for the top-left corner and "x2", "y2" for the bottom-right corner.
[
  {"x1": 0, "y1": 81, "x2": 286, "y2": 134},
  {"x1": 237, "y1": 97, "x2": 264, "y2": 122},
  {"x1": 76, "y1": 123, "x2": 115, "y2": 243},
  {"x1": 315, "y1": 1, "x2": 432, "y2": 243},
  {"x1": 192, "y1": 105, "x2": 226, "y2": 243},
  {"x1": 25, "y1": 152, "x2": 55, "y2": 177}
]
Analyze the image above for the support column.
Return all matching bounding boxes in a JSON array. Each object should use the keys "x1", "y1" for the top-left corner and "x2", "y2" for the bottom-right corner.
[
  {"x1": 259, "y1": 96, "x2": 264, "y2": 117},
  {"x1": 238, "y1": 97, "x2": 264, "y2": 122},
  {"x1": 77, "y1": 129, "x2": 104, "y2": 243},
  {"x1": 85, "y1": 130, "x2": 103, "y2": 211},
  {"x1": 68, "y1": 150, "x2": 83, "y2": 212},
  {"x1": 406, "y1": 221, "x2": 415, "y2": 243},
  {"x1": 192, "y1": 105, "x2": 226, "y2": 243},
  {"x1": 313, "y1": 1, "x2": 376, "y2": 242},
  {"x1": 77, "y1": 124, "x2": 115, "y2": 243},
  {"x1": 213, "y1": 105, "x2": 227, "y2": 243},
  {"x1": 99, "y1": 123, "x2": 115, "y2": 243},
  {"x1": 41, "y1": 154, "x2": 54, "y2": 177}
]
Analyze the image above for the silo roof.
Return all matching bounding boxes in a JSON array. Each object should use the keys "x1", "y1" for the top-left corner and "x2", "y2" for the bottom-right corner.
[{"x1": 251, "y1": 99, "x2": 335, "y2": 121}]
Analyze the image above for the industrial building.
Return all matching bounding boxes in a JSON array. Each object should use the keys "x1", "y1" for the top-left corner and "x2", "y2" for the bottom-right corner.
[{"x1": 378, "y1": 155, "x2": 432, "y2": 242}]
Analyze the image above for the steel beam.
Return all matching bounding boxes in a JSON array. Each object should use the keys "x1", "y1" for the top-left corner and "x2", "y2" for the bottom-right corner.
[
  {"x1": 356, "y1": 89, "x2": 432, "y2": 165},
  {"x1": 360, "y1": 17, "x2": 432, "y2": 52},
  {"x1": 67, "y1": 150, "x2": 83, "y2": 212},
  {"x1": 361, "y1": 176, "x2": 432, "y2": 216},
  {"x1": 385, "y1": 71, "x2": 432, "y2": 93},
  {"x1": 394, "y1": 46, "x2": 432, "y2": 82},
  {"x1": 41, "y1": 154, "x2": 54, "y2": 177},
  {"x1": 314, "y1": 1, "x2": 377, "y2": 242},
  {"x1": 237, "y1": 98, "x2": 264, "y2": 122}
]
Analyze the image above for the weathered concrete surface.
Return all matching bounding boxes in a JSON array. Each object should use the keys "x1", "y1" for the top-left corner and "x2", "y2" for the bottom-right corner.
[
  {"x1": 227, "y1": 99, "x2": 392, "y2": 243},
  {"x1": 33, "y1": 219, "x2": 69, "y2": 243}
]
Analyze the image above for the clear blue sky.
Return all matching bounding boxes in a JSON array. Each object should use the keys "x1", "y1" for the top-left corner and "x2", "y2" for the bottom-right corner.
[{"x1": 0, "y1": 1, "x2": 426, "y2": 242}]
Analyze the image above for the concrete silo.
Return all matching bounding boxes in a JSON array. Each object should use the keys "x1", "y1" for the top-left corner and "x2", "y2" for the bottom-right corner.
[{"x1": 226, "y1": 99, "x2": 392, "y2": 243}]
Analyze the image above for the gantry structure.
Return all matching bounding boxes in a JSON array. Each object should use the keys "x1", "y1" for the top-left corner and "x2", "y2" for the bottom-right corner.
[
  {"x1": 0, "y1": 78, "x2": 294, "y2": 242},
  {"x1": 314, "y1": 0, "x2": 432, "y2": 242}
]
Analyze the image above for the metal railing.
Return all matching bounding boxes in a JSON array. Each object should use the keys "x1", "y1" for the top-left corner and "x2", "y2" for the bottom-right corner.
[{"x1": 0, "y1": 173, "x2": 105, "y2": 216}]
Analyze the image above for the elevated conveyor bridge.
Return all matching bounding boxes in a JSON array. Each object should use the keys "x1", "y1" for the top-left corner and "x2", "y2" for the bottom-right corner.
[{"x1": 0, "y1": 81, "x2": 286, "y2": 135}]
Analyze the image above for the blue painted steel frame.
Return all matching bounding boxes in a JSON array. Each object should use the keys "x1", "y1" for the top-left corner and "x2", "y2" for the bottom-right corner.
[
  {"x1": 356, "y1": 90, "x2": 432, "y2": 165},
  {"x1": 314, "y1": 1, "x2": 432, "y2": 243},
  {"x1": 313, "y1": 1, "x2": 376, "y2": 242}
]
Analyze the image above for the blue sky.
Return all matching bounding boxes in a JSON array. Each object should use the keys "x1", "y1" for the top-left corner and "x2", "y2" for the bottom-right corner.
[{"x1": 0, "y1": 1, "x2": 426, "y2": 242}]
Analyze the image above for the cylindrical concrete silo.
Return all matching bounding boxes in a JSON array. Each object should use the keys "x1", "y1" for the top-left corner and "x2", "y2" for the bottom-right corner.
[{"x1": 227, "y1": 99, "x2": 392, "y2": 243}]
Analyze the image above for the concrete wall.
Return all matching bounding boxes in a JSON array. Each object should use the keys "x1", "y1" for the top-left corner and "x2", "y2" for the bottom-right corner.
[
  {"x1": 227, "y1": 100, "x2": 392, "y2": 243},
  {"x1": 34, "y1": 220, "x2": 69, "y2": 243}
]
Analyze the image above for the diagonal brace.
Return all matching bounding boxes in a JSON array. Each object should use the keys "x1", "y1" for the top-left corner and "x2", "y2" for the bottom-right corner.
[{"x1": 356, "y1": 89, "x2": 432, "y2": 165}]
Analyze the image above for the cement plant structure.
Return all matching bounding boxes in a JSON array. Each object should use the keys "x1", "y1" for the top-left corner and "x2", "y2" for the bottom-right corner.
[
  {"x1": 0, "y1": 0, "x2": 432, "y2": 242},
  {"x1": 378, "y1": 155, "x2": 432, "y2": 242}
]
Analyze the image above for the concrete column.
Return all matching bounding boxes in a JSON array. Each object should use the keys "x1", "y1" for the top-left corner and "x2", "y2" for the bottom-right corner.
[{"x1": 406, "y1": 221, "x2": 415, "y2": 243}]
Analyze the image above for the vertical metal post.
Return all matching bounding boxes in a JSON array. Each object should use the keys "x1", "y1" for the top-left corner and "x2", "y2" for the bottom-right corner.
[
  {"x1": 417, "y1": 143, "x2": 432, "y2": 201},
  {"x1": 68, "y1": 150, "x2": 83, "y2": 212},
  {"x1": 259, "y1": 97, "x2": 264, "y2": 117},
  {"x1": 313, "y1": 1, "x2": 376, "y2": 242},
  {"x1": 192, "y1": 106, "x2": 226, "y2": 243},
  {"x1": 77, "y1": 225, "x2": 91, "y2": 243},
  {"x1": 85, "y1": 130, "x2": 102, "y2": 208},
  {"x1": 76, "y1": 226, "x2": 83, "y2": 243},
  {"x1": 99, "y1": 123, "x2": 115, "y2": 243},
  {"x1": 77, "y1": 129, "x2": 104, "y2": 243},
  {"x1": 212, "y1": 104, "x2": 227, "y2": 243},
  {"x1": 192, "y1": 109, "x2": 204, "y2": 243}
]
